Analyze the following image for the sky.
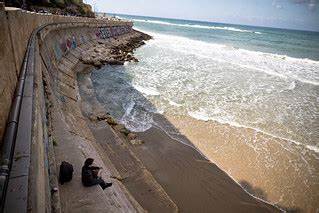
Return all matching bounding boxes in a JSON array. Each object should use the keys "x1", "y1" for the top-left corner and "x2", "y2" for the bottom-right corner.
[{"x1": 84, "y1": 0, "x2": 319, "y2": 31}]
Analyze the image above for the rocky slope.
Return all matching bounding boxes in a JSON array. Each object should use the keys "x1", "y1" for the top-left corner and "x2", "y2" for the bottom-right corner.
[{"x1": 80, "y1": 30, "x2": 152, "y2": 67}]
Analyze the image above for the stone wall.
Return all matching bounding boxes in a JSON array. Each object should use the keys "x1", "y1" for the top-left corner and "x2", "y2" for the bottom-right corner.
[{"x1": 0, "y1": 7, "x2": 132, "y2": 143}]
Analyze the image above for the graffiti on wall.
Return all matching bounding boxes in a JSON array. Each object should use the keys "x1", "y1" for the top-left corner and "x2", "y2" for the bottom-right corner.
[
  {"x1": 95, "y1": 26, "x2": 132, "y2": 39},
  {"x1": 53, "y1": 25, "x2": 132, "y2": 61}
]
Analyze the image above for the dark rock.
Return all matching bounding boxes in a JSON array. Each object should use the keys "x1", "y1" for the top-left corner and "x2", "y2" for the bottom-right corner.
[
  {"x1": 107, "y1": 59, "x2": 124, "y2": 65},
  {"x1": 127, "y1": 133, "x2": 137, "y2": 140},
  {"x1": 105, "y1": 116, "x2": 117, "y2": 125}
]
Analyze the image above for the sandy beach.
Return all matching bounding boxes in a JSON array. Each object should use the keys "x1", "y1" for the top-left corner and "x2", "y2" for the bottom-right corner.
[
  {"x1": 133, "y1": 126, "x2": 279, "y2": 212},
  {"x1": 161, "y1": 114, "x2": 319, "y2": 212}
]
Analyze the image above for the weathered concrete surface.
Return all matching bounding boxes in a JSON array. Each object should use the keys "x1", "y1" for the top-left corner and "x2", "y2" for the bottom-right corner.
[
  {"x1": 0, "y1": 8, "x2": 17, "y2": 143},
  {"x1": 1, "y1": 8, "x2": 140, "y2": 212},
  {"x1": 78, "y1": 70, "x2": 178, "y2": 212},
  {"x1": 34, "y1": 22, "x2": 148, "y2": 212},
  {"x1": 0, "y1": 7, "x2": 131, "y2": 143},
  {"x1": 42, "y1": 43, "x2": 146, "y2": 212}
]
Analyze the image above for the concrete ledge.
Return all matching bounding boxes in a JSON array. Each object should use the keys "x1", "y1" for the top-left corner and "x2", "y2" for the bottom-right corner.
[{"x1": 1, "y1": 15, "x2": 139, "y2": 212}]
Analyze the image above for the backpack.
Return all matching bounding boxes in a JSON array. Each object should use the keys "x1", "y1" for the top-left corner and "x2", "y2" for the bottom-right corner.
[{"x1": 59, "y1": 161, "x2": 74, "y2": 185}]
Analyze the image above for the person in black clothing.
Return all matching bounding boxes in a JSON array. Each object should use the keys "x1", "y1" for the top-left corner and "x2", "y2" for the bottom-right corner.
[{"x1": 82, "y1": 158, "x2": 112, "y2": 190}]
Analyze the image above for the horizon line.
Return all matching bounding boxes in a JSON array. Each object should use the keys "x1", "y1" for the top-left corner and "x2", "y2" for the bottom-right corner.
[{"x1": 96, "y1": 11, "x2": 319, "y2": 33}]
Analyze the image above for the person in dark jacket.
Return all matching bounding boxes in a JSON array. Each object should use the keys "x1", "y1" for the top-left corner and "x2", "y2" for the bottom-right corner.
[{"x1": 81, "y1": 158, "x2": 112, "y2": 190}]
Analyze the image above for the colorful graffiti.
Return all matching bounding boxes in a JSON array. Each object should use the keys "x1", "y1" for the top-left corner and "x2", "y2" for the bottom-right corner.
[
  {"x1": 53, "y1": 25, "x2": 132, "y2": 61},
  {"x1": 95, "y1": 26, "x2": 132, "y2": 39}
]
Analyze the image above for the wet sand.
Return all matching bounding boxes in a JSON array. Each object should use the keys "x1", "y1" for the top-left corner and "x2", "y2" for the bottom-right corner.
[
  {"x1": 161, "y1": 114, "x2": 319, "y2": 212},
  {"x1": 132, "y1": 126, "x2": 278, "y2": 212}
]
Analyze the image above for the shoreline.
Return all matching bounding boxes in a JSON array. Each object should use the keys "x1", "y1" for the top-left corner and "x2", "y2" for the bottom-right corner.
[
  {"x1": 74, "y1": 34, "x2": 282, "y2": 211},
  {"x1": 78, "y1": 70, "x2": 280, "y2": 211},
  {"x1": 160, "y1": 113, "x2": 318, "y2": 212},
  {"x1": 133, "y1": 126, "x2": 279, "y2": 212},
  {"x1": 141, "y1": 124, "x2": 283, "y2": 209},
  {"x1": 148, "y1": 112, "x2": 319, "y2": 211}
]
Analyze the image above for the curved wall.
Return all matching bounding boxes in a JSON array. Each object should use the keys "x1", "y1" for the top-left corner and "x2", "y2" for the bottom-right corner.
[
  {"x1": 0, "y1": 9, "x2": 134, "y2": 212},
  {"x1": 0, "y1": 7, "x2": 130, "y2": 142}
]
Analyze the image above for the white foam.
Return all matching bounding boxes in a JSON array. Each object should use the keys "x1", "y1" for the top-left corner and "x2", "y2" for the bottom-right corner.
[
  {"x1": 145, "y1": 31, "x2": 319, "y2": 86},
  {"x1": 123, "y1": 100, "x2": 135, "y2": 117},
  {"x1": 288, "y1": 81, "x2": 296, "y2": 90},
  {"x1": 168, "y1": 100, "x2": 182, "y2": 107},
  {"x1": 187, "y1": 111, "x2": 319, "y2": 155},
  {"x1": 188, "y1": 109, "x2": 210, "y2": 122},
  {"x1": 124, "y1": 29, "x2": 319, "y2": 155},
  {"x1": 133, "y1": 84, "x2": 160, "y2": 96},
  {"x1": 306, "y1": 145, "x2": 319, "y2": 153},
  {"x1": 132, "y1": 19, "x2": 262, "y2": 34}
]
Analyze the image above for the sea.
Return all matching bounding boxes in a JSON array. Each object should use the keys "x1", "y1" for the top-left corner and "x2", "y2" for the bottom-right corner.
[{"x1": 90, "y1": 14, "x2": 319, "y2": 211}]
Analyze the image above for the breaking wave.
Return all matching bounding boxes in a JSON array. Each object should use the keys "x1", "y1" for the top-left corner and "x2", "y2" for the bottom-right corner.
[
  {"x1": 144, "y1": 31, "x2": 319, "y2": 86},
  {"x1": 132, "y1": 19, "x2": 263, "y2": 34}
]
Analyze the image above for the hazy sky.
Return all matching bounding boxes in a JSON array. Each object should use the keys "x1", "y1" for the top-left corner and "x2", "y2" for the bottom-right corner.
[{"x1": 85, "y1": 0, "x2": 319, "y2": 31}]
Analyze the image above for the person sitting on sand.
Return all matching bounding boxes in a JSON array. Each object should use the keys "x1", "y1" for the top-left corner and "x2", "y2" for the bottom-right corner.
[{"x1": 82, "y1": 158, "x2": 112, "y2": 190}]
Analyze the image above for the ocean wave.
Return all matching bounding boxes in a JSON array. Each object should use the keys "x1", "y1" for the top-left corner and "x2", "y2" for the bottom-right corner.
[
  {"x1": 132, "y1": 19, "x2": 262, "y2": 34},
  {"x1": 120, "y1": 99, "x2": 318, "y2": 155},
  {"x1": 142, "y1": 31, "x2": 319, "y2": 86},
  {"x1": 186, "y1": 109, "x2": 319, "y2": 154},
  {"x1": 123, "y1": 29, "x2": 319, "y2": 155}
]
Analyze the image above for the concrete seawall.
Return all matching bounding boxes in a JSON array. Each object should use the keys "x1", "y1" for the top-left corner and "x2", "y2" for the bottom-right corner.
[
  {"x1": 0, "y1": 7, "x2": 131, "y2": 143},
  {"x1": 0, "y1": 7, "x2": 144, "y2": 212}
]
